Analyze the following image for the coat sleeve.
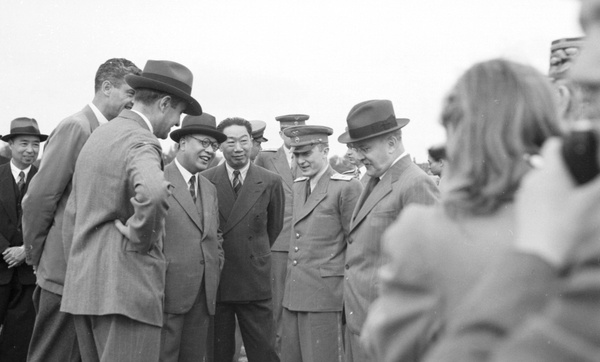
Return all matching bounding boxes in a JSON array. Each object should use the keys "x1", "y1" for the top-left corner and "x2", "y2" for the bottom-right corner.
[
  {"x1": 423, "y1": 251, "x2": 560, "y2": 362},
  {"x1": 123, "y1": 141, "x2": 172, "y2": 253},
  {"x1": 361, "y1": 208, "x2": 442, "y2": 362},
  {"x1": 22, "y1": 119, "x2": 89, "y2": 266},
  {"x1": 266, "y1": 175, "x2": 285, "y2": 246},
  {"x1": 340, "y1": 179, "x2": 363, "y2": 235}
]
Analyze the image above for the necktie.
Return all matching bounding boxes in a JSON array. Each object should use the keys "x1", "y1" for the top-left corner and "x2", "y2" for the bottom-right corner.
[
  {"x1": 357, "y1": 176, "x2": 379, "y2": 212},
  {"x1": 189, "y1": 175, "x2": 197, "y2": 204},
  {"x1": 17, "y1": 171, "x2": 25, "y2": 199},
  {"x1": 232, "y1": 170, "x2": 242, "y2": 196},
  {"x1": 305, "y1": 181, "x2": 311, "y2": 203}
]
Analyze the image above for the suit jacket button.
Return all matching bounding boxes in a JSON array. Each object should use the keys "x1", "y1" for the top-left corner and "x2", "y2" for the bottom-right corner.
[
  {"x1": 200, "y1": 260, "x2": 205, "y2": 265},
  {"x1": 345, "y1": 264, "x2": 349, "y2": 270},
  {"x1": 348, "y1": 238, "x2": 353, "y2": 244}
]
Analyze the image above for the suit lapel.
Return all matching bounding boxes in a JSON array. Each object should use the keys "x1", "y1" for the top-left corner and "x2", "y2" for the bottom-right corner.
[
  {"x1": 198, "y1": 175, "x2": 215, "y2": 238},
  {"x1": 294, "y1": 167, "x2": 332, "y2": 224},
  {"x1": 82, "y1": 105, "x2": 100, "y2": 132},
  {"x1": 0, "y1": 164, "x2": 18, "y2": 224},
  {"x1": 166, "y1": 163, "x2": 202, "y2": 231},
  {"x1": 349, "y1": 157, "x2": 412, "y2": 232},
  {"x1": 223, "y1": 164, "x2": 264, "y2": 234},
  {"x1": 214, "y1": 164, "x2": 235, "y2": 227}
]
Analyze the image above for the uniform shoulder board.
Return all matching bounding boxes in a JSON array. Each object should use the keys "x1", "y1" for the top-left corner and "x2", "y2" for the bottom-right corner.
[
  {"x1": 261, "y1": 148, "x2": 278, "y2": 152},
  {"x1": 331, "y1": 173, "x2": 354, "y2": 181},
  {"x1": 294, "y1": 176, "x2": 309, "y2": 183}
]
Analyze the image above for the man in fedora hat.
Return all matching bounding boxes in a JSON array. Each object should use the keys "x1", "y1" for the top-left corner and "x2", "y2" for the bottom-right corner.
[
  {"x1": 250, "y1": 120, "x2": 268, "y2": 162},
  {"x1": 337, "y1": 99, "x2": 439, "y2": 362},
  {"x1": 0, "y1": 118, "x2": 46, "y2": 361},
  {"x1": 60, "y1": 59, "x2": 201, "y2": 361},
  {"x1": 280, "y1": 125, "x2": 362, "y2": 362},
  {"x1": 255, "y1": 114, "x2": 308, "y2": 355},
  {"x1": 22, "y1": 57, "x2": 141, "y2": 362},
  {"x1": 201, "y1": 117, "x2": 284, "y2": 362},
  {"x1": 160, "y1": 113, "x2": 226, "y2": 362}
]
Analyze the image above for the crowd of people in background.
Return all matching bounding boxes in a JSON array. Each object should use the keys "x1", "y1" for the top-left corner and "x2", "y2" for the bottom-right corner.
[{"x1": 2, "y1": 1, "x2": 600, "y2": 362}]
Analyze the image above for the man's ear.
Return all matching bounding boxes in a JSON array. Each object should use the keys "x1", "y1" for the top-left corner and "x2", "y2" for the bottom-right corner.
[
  {"x1": 556, "y1": 84, "x2": 572, "y2": 119},
  {"x1": 159, "y1": 96, "x2": 172, "y2": 112},
  {"x1": 101, "y1": 80, "x2": 112, "y2": 96}
]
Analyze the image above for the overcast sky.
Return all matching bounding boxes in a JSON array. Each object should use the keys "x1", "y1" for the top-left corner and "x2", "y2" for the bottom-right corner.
[{"x1": 1, "y1": 0, "x2": 582, "y2": 162}]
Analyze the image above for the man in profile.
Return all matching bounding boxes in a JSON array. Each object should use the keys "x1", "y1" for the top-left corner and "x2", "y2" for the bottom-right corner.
[
  {"x1": 22, "y1": 58, "x2": 141, "y2": 362},
  {"x1": 61, "y1": 60, "x2": 202, "y2": 361}
]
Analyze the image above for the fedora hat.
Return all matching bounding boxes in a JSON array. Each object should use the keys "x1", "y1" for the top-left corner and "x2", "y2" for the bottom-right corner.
[
  {"x1": 337, "y1": 100, "x2": 409, "y2": 144},
  {"x1": 125, "y1": 60, "x2": 202, "y2": 116},
  {"x1": 170, "y1": 113, "x2": 226, "y2": 143},
  {"x1": 2, "y1": 117, "x2": 48, "y2": 142}
]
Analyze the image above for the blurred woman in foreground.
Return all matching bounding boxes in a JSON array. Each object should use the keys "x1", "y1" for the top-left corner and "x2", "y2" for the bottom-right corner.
[{"x1": 360, "y1": 59, "x2": 562, "y2": 362}]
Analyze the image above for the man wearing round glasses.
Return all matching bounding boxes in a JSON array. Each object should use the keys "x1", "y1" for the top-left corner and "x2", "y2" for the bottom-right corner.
[{"x1": 160, "y1": 113, "x2": 227, "y2": 361}]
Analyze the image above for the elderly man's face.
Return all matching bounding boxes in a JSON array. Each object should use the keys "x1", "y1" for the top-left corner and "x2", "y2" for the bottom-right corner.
[
  {"x1": 221, "y1": 125, "x2": 252, "y2": 169},
  {"x1": 9, "y1": 135, "x2": 40, "y2": 169},
  {"x1": 350, "y1": 135, "x2": 394, "y2": 178}
]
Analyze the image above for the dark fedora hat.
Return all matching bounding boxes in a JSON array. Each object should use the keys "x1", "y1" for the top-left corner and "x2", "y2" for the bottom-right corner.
[
  {"x1": 2, "y1": 117, "x2": 48, "y2": 142},
  {"x1": 125, "y1": 60, "x2": 202, "y2": 116},
  {"x1": 170, "y1": 113, "x2": 226, "y2": 143},
  {"x1": 337, "y1": 100, "x2": 409, "y2": 144}
]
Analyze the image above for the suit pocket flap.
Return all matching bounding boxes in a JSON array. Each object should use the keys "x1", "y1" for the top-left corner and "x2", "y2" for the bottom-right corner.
[{"x1": 319, "y1": 264, "x2": 345, "y2": 277}]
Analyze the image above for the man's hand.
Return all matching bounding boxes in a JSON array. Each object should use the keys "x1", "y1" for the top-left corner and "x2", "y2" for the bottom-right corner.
[
  {"x1": 3, "y1": 246, "x2": 26, "y2": 268},
  {"x1": 515, "y1": 138, "x2": 600, "y2": 267},
  {"x1": 114, "y1": 219, "x2": 131, "y2": 240}
]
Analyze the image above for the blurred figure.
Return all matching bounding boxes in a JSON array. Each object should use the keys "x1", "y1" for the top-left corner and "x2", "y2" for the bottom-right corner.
[
  {"x1": 22, "y1": 57, "x2": 141, "y2": 362},
  {"x1": 424, "y1": 2, "x2": 600, "y2": 361},
  {"x1": 361, "y1": 59, "x2": 562, "y2": 362},
  {"x1": 280, "y1": 125, "x2": 362, "y2": 362},
  {"x1": 255, "y1": 114, "x2": 307, "y2": 356},
  {"x1": 0, "y1": 140, "x2": 10, "y2": 164},
  {"x1": 0, "y1": 118, "x2": 46, "y2": 361},
  {"x1": 61, "y1": 60, "x2": 200, "y2": 361},
  {"x1": 427, "y1": 144, "x2": 446, "y2": 186},
  {"x1": 160, "y1": 114, "x2": 226, "y2": 362},
  {"x1": 343, "y1": 146, "x2": 368, "y2": 184},
  {"x1": 338, "y1": 99, "x2": 439, "y2": 362},
  {"x1": 250, "y1": 120, "x2": 268, "y2": 162}
]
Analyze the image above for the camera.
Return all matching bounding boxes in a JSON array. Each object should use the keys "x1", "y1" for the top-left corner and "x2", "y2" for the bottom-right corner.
[{"x1": 561, "y1": 120, "x2": 600, "y2": 184}]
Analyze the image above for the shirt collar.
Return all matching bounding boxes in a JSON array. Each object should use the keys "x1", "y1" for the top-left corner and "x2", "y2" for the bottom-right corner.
[
  {"x1": 89, "y1": 102, "x2": 109, "y2": 124},
  {"x1": 309, "y1": 165, "x2": 329, "y2": 191},
  {"x1": 174, "y1": 158, "x2": 195, "y2": 185},
  {"x1": 380, "y1": 151, "x2": 408, "y2": 180},
  {"x1": 225, "y1": 161, "x2": 250, "y2": 183},
  {"x1": 10, "y1": 160, "x2": 31, "y2": 182},
  {"x1": 131, "y1": 110, "x2": 154, "y2": 134}
]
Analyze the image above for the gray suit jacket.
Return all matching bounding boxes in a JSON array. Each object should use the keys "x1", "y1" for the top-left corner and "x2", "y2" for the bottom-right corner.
[
  {"x1": 22, "y1": 105, "x2": 99, "y2": 295},
  {"x1": 344, "y1": 155, "x2": 439, "y2": 335},
  {"x1": 201, "y1": 163, "x2": 284, "y2": 302},
  {"x1": 283, "y1": 167, "x2": 362, "y2": 312},
  {"x1": 255, "y1": 146, "x2": 301, "y2": 252},
  {"x1": 163, "y1": 162, "x2": 224, "y2": 315},
  {"x1": 60, "y1": 110, "x2": 171, "y2": 327}
]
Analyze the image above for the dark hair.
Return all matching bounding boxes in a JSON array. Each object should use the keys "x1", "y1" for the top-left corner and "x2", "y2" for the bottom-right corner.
[
  {"x1": 94, "y1": 58, "x2": 141, "y2": 93},
  {"x1": 428, "y1": 145, "x2": 446, "y2": 162},
  {"x1": 133, "y1": 88, "x2": 185, "y2": 109},
  {"x1": 217, "y1": 117, "x2": 252, "y2": 136}
]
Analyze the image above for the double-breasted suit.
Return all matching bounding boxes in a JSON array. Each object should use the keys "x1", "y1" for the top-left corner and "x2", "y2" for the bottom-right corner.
[
  {"x1": 22, "y1": 104, "x2": 99, "y2": 362},
  {"x1": 201, "y1": 162, "x2": 284, "y2": 362},
  {"x1": 61, "y1": 110, "x2": 171, "y2": 361},
  {"x1": 281, "y1": 166, "x2": 362, "y2": 362},
  {"x1": 344, "y1": 155, "x2": 439, "y2": 361},
  {"x1": 161, "y1": 161, "x2": 224, "y2": 361},
  {"x1": 0, "y1": 162, "x2": 37, "y2": 361}
]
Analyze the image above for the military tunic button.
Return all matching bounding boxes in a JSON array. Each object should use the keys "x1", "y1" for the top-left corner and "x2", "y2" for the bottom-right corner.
[
  {"x1": 294, "y1": 246, "x2": 299, "y2": 252},
  {"x1": 295, "y1": 233, "x2": 300, "y2": 238},
  {"x1": 293, "y1": 260, "x2": 298, "y2": 266}
]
